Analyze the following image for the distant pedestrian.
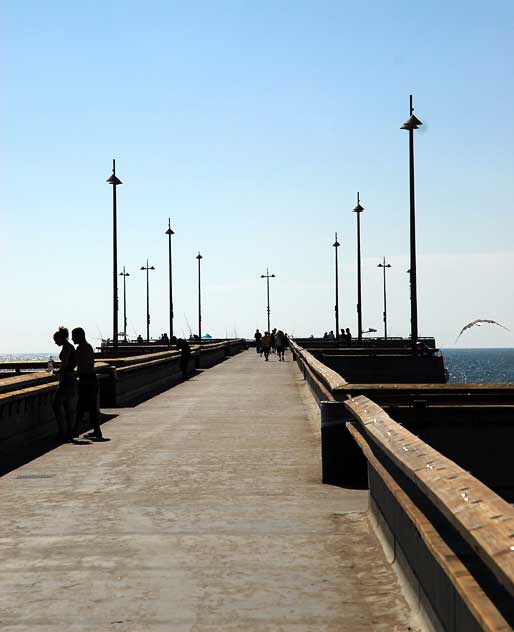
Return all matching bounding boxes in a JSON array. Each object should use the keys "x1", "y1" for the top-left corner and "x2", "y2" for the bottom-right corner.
[
  {"x1": 71, "y1": 327, "x2": 104, "y2": 441},
  {"x1": 328, "y1": 330, "x2": 335, "y2": 340},
  {"x1": 323, "y1": 332, "x2": 329, "y2": 339},
  {"x1": 261, "y1": 331, "x2": 272, "y2": 361},
  {"x1": 345, "y1": 328, "x2": 352, "y2": 346},
  {"x1": 275, "y1": 330, "x2": 286, "y2": 361},
  {"x1": 254, "y1": 329, "x2": 262, "y2": 354},
  {"x1": 271, "y1": 328, "x2": 277, "y2": 353},
  {"x1": 52, "y1": 326, "x2": 77, "y2": 440},
  {"x1": 136, "y1": 334, "x2": 143, "y2": 344},
  {"x1": 171, "y1": 336, "x2": 192, "y2": 379}
]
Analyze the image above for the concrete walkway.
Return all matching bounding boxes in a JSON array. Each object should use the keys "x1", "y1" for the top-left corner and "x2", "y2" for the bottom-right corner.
[{"x1": 0, "y1": 351, "x2": 412, "y2": 631}]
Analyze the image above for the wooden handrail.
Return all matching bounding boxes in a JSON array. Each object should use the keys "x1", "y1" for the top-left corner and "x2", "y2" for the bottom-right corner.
[
  {"x1": 347, "y1": 421, "x2": 512, "y2": 631},
  {"x1": 345, "y1": 395, "x2": 514, "y2": 600},
  {"x1": 289, "y1": 339, "x2": 347, "y2": 390}
]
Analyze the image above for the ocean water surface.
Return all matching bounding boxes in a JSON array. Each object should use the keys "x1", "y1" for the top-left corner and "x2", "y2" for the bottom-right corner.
[{"x1": 442, "y1": 348, "x2": 514, "y2": 384}]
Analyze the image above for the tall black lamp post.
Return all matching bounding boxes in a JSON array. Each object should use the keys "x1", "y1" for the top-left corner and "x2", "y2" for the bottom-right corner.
[
  {"x1": 333, "y1": 233, "x2": 340, "y2": 343},
  {"x1": 165, "y1": 219, "x2": 175, "y2": 340},
  {"x1": 196, "y1": 253, "x2": 203, "y2": 339},
  {"x1": 106, "y1": 160, "x2": 122, "y2": 350},
  {"x1": 377, "y1": 257, "x2": 392, "y2": 339},
  {"x1": 353, "y1": 193, "x2": 364, "y2": 342},
  {"x1": 260, "y1": 268, "x2": 276, "y2": 334},
  {"x1": 140, "y1": 259, "x2": 155, "y2": 342},
  {"x1": 401, "y1": 95, "x2": 423, "y2": 345},
  {"x1": 119, "y1": 267, "x2": 130, "y2": 342}
]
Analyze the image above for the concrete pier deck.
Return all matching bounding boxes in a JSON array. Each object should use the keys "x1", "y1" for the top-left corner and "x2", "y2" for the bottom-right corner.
[{"x1": 0, "y1": 351, "x2": 412, "y2": 631}]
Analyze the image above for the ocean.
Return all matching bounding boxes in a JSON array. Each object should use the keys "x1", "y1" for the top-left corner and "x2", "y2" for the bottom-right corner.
[
  {"x1": 442, "y1": 348, "x2": 514, "y2": 384},
  {"x1": 1, "y1": 349, "x2": 514, "y2": 384}
]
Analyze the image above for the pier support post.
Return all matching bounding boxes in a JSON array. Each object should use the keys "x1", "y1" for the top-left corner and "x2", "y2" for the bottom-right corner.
[{"x1": 320, "y1": 401, "x2": 367, "y2": 487}]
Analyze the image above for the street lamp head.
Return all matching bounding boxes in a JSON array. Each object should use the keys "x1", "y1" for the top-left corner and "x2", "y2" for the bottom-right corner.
[
  {"x1": 150, "y1": 266, "x2": 155, "y2": 270},
  {"x1": 401, "y1": 114, "x2": 423, "y2": 130},
  {"x1": 196, "y1": 253, "x2": 203, "y2": 260},
  {"x1": 333, "y1": 239, "x2": 340, "y2": 248},
  {"x1": 165, "y1": 218, "x2": 175, "y2": 235},
  {"x1": 140, "y1": 266, "x2": 145, "y2": 270},
  {"x1": 353, "y1": 203, "x2": 364, "y2": 213},
  {"x1": 271, "y1": 274, "x2": 276, "y2": 278}
]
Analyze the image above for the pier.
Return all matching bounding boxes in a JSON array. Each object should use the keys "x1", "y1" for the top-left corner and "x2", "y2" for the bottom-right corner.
[
  {"x1": 1, "y1": 342, "x2": 514, "y2": 630},
  {"x1": 0, "y1": 350, "x2": 412, "y2": 630}
]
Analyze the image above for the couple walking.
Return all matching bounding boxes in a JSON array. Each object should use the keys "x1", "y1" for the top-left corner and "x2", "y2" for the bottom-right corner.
[{"x1": 52, "y1": 326, "x2": 104, "y2": 442}]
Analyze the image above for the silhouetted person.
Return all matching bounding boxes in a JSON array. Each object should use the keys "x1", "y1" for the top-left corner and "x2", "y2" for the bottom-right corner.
[
  {"x1": 271, "y1": 328, "x2": 277, "y2": 353},
  {"x1": 71, "y1": 327, "x2": 103, "y2": 440},
  {"x1": 261, "y1": 331, "x2": 272, "y2": 361},
  {"x1": 328, "y1": 330, "x2": 335, "y2": 340},
  {"x1": 52, "y1": 326, "x2": 77, "y2": 440},
  {"x1": 323, "y1": 332, "x2": 328, "y2": 339},
  {"x1": 161, "y1": 332, "x2": 169, "y2": 344},
  {"x1": 345, "y1": 328, "x2": 352, "y2": 347},
  {"x1": 254, "y1": 329, "x2": 262, "y2": 354},
  {"x1": 136, "y1": 334, "x2": 143, "y2": 344},
  {"x1": 275, "y1": 330, "x2": 286, "y2": 361},
  {"x1": 171, "y1": 336, "x2": 192, "y2": 379}
]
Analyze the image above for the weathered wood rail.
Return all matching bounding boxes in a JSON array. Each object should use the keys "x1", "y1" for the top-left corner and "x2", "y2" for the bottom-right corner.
[{"x1": 291, "y1": 338, "x2": 514, "y2": 631}]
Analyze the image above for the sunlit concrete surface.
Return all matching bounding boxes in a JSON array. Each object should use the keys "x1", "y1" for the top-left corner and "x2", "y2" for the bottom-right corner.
[{"x1": 0, "y1": 350, "x2": 412, "y2": 631}]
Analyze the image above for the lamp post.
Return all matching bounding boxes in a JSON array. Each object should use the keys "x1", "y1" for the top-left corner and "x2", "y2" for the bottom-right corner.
[
  {"x1": 106, "y1": 159, "x2": 122, "y2": 350},
  {"x1": 353, "y1": 192, "x2": 364, "y2": 342},
  {"x1": 401, "y1": 95, "x2": 423, "y2": 345},
  {"x1": 140, "y1": 260, "x2": 155, "y2": 342},
  {"x1": 333, "y1": 232, "x2": 341, "y2": 343},
  {"x1": 260, "y1": 268, "x2": 276, "y2": 334},
  {"x1": 377, "y1": 257, "x2": 392, "y2": 339},
  {"x1": 119, "y1": 267, "x2": 130, "y2": 342},
  {"x1": 165, "y1": 219, "x2": 175, "y2": 340},
  {"x1": 196, "y1": 253, "x2": 203, "y2": 339}
]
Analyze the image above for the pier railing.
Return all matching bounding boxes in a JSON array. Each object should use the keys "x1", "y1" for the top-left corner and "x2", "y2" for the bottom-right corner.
[{"x1": 346, "y1": 395, "x2": 514, "y2": 632}]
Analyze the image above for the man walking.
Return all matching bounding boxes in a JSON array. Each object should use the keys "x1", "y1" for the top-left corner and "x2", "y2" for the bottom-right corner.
[
  {"x1": 71, "y1": 327, "x2": 104, "y2": 441},
  {"x1": 254, "y1": 329, "x2": 262, "y2": 354},
  {"x1": 275, "y1": 329, "x2": 286, "y2": 361}
]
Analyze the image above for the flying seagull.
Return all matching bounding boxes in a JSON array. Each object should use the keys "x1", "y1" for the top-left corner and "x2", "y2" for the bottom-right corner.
[{"x1": 455, "y1": 319, "x2": 510, "y2": 343}]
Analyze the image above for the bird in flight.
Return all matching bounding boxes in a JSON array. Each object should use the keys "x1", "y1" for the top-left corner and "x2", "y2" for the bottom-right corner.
[{"x1": 455, "y1": 319, "x2": 510, "y2": 343}]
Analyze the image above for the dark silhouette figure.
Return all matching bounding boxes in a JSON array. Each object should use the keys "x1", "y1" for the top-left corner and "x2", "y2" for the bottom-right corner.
[
  {"x1": 275, "y1": 330, "x2": 286, "y2": 361},
  {"x1": 323, "y1": 332, "x2": 328, "y2": 339},
  {"x1": 136, "y1": 334, "x2": 143, "y2": 344},
  {"x1": 71, "y1": 327, "x2": 103, "y2": 440},
  {"x1": 271, "y1": 328, "x2": 277, "y2": 353},
  {"x1": 161, "y1": 332, "x2": 169, "y2": 344},
  {"x1": 345, "y1": 328, "x2": 352, "y2": 347},
  {"x1": 254, "y1": 329, "x2": 262, "y2": 354},
  {"x1": 171, "y1": 336, "x2": 192, "y2": 379},
  {"x1": 52, "y1": 326, "x2": 77, "y2": 439},
  {"x1": 260, "y1": 332, "x2": 272, "y2": 361}
]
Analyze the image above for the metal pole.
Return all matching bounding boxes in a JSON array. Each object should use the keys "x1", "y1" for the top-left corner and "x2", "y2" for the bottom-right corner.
[
  {"x1": 146, "y1": 260, "x2": 150, "y2": 342},
  {"x1": 408, "y1": 95, "x2": 418, "y2": 344},
  {"x1": 356, "y1": 198, "x2": 362, "y2": 342},
  {"x1": 120, "y1": 267, "x2": 129, "y2": 341},
  {"x1": 196, "y1": 253, "x2": 202, "y2": 339},
  {"x1": 383, "y1": 258, "x2": 387, "y2": 339},
  {"x1": 266, "y1": 269, "x2": 270, "y2": 333},
  {"x1": 166, "y1": 219, "x2": 174, "y2": 339},
  {"x1": 333, "y1": 233, "x2": 340, "y2": 343},
  {"x1": 112, "y1": 161, "x2": 118, "y2": 350},
  {"x1": 106, "y1": 160, "x2": 122, "y2": 351}
]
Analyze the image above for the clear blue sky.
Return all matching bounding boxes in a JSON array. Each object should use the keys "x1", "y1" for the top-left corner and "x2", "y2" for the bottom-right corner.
[{"x1": 2, "y1": 0, "x2": 514, "y2": 351}]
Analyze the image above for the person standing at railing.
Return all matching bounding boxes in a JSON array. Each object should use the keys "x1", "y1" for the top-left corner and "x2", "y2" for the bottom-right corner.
[
  {"x1": 52, "y1": 326, "x2": 77, "y2": 440},
  {"x1": 71, "y1": 327, "x2": 104, "y2": 441},
  {"x1": 171, "y1": 336, "x2": 192, "y2": 379},
  {"x1": 260, "y1": 332, "x2": 272, "y2": 361}
]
